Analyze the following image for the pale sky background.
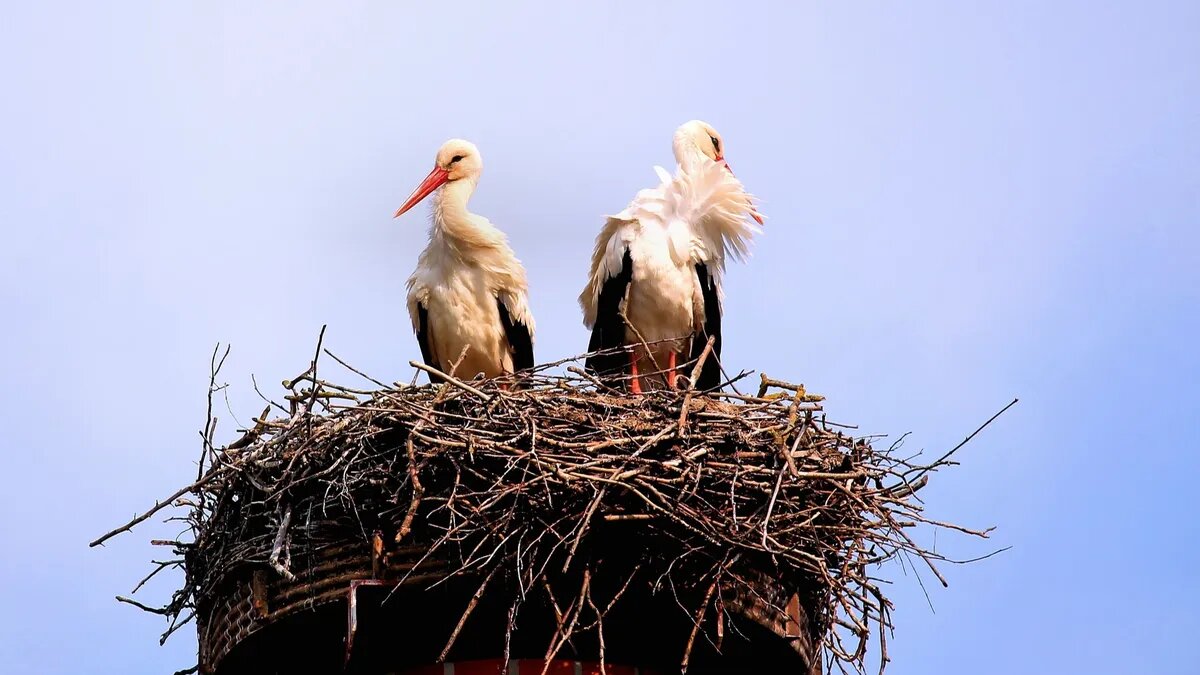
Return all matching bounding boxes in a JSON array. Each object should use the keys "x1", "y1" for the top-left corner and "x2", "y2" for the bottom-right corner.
[{"x1": 1, "y1": 2, "x2": 1197, "y2": 673}]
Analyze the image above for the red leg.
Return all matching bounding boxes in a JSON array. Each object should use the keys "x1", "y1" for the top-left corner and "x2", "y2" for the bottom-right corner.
[
  {"x1": 629, "y1": 351, "x2": 643, "y2": 394},
  {"x1": 667, "y1": 351, "x2": 678, "y2": 389}
]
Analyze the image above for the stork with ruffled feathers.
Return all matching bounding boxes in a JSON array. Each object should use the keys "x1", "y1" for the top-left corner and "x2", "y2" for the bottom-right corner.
[
  {"x1": 394, "y1": 139, "x2": 535, "y2": 381},
  {"x1": 580, "y1": 120, "x2": 762, "y2": 393}
]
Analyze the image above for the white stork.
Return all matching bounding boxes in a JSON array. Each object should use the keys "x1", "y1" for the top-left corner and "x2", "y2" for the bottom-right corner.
[
  {"x1": 579, "y1": 120, "x2": 762, "y2": 393},
  {"x1": 393, "y1": 139, "x2": 535, "y2": 381}
]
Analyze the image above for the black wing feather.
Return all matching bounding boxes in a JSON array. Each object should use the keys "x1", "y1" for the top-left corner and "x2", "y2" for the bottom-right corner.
[
  {"x1": 497, "y1": 299, "x2": 535, "y2": 372},
  {"x1": 416, "y1": 302, "x2": 445, "y2": 384},
  {"x1": 585, "y1": 249, "x2": 634, "y2": 379},
  {"x1": 691, "y1": 263, "x2": 723, "y2": 390}
]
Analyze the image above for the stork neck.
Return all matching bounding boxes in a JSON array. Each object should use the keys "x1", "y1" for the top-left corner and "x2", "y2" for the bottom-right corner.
[
  {"x1": 673, "y1": 139, "x2": 712, "y2": 172},
  {"x1": 431, "y1": 179, "x2": 479, "y2": 243}
]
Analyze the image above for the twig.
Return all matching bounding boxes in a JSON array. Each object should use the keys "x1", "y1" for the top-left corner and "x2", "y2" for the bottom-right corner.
[
  {"x1": 908, "y1": 398, "x2": 1018, "y2": 482},
  {"x1": 268, "y1": 507, "x2": 295, "y2": 581},
  {"x1": 409, "y1": 361, "x2": 488, "y2": 400},
  {"x1": 677, "y1": 336, "x2": 716, "y2": 435},
  {"x1": 90, "y1": 478, "x2": 214, "y2": 548},
  {"x1": 395, "y1": 437, "x2": 425, "y2": 543},
  {"x1": 324, "y1": 348, "x2": 390, "y2": 389},
  {"x1": 116, "y1": 595, "x2": 170, "y2": 615},
  {"x1": 681, "y1": 572, "x2": 721, "y2": 673},
  {"x1": 439, "y1": 566, "x2": 499, "y2": 661}
]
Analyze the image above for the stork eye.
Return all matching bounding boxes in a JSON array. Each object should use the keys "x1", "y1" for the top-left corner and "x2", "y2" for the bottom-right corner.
[
  {"x1": 710, "y1": 136, "x2": 721, "y2": 153},
  {"x1": 450, "y1": 155, "x2": 464, "y2": 164}
]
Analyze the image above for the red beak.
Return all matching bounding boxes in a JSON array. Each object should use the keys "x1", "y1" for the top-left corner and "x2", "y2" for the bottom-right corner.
[
  {"x1": 394, "y1": 166, "x2": 450, "y2": 218},
  {"x1": 718, "y1": 158, "x2": 765, "y2": 225}
]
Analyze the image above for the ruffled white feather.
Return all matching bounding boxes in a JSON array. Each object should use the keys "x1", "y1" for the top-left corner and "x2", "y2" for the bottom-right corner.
[{"x1": 579, "y1": 157, "x2": 761, "y2": 329}]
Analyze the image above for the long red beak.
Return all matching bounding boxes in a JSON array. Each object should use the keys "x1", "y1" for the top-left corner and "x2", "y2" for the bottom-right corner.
[
  {"x1": 719, "y1": 158, "x2": 765, "y2": 225},
  {"x1": 394, "y1": 166, "x2": 450, "y2": 218}
]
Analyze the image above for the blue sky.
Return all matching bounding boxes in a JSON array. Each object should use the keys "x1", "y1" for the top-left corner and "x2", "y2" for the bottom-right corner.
[{"x1": 1, "y1": 2, "x2": 1197, "y2": 673}]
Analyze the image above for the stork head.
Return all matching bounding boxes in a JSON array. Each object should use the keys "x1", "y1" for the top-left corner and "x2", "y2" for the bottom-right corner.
[
  {"x1": 673, "y1": 120, "x2": 764, "y2": 225},
  {"x1": 394, "y1": 139, "x2": 482, "y2": 218},
  {"x1": 674, "y1": 120, "x2": 725, "y2": 165}
]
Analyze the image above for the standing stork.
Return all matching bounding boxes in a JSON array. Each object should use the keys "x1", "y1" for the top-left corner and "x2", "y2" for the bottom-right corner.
[
  {"x1": 580, "y1": 121, "x2": 762, "y2": 393},
  {"x1": 394, "y1": 139, "x2": 535, "y2": 381}
]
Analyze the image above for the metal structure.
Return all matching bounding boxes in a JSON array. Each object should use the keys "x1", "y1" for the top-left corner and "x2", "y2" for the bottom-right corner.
[{"x1": 198, "y1": 531, "x2": 820, "y2": 675}]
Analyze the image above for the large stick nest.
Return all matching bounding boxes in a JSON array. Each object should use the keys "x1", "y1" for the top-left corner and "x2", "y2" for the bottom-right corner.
[{"x1": 96, "y1": 338, "x2": 1001, "y2": 674}]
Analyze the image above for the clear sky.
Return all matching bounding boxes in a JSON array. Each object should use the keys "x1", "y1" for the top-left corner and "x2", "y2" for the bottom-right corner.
[{"x1": 1, "y1": 2, "x2": 1197, "y2": 673}]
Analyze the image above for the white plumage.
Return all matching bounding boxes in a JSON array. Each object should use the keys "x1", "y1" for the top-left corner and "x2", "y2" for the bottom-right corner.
[
  {"x1": 395, "y1": 139, "x2": 535, "y2": 380},
  {"x1": 580, "y1": 121, "x2": 761, "y2": 392}
]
